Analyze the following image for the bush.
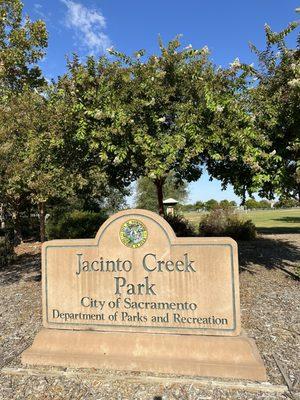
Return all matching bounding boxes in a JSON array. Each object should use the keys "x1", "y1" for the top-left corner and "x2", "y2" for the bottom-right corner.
[
  {"x1": 46, "y1": 210, "x2": 108, "y2": 239},
  {"x1": 274, "y1": 198, "x2": 299, "y2": 208},
  {"x1": 165, "y1": 213, "x2": 195, "y2": 237},
  {"x1": 199, "y1": 208, "x2": 256, "y2": 240}
]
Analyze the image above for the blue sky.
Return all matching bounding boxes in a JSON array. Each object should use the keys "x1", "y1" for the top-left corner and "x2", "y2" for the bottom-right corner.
[{"x1": 23, "y1": 0, "x2": 300, "y2": 204}]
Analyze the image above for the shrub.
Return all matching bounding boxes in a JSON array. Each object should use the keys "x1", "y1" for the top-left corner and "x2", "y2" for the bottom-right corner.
[
  {"x1": 199, "y1": 208, "x2": 256, "y2": 240},
  {"x1": 46, "y1": 210, "x2": 108, "y2": 239},
  {"x1": 165, "y1": 213, "x2": 195, "y2": 237},
  {"x1": 274, "y1": 198, "x2": 299, "y2": 208}
]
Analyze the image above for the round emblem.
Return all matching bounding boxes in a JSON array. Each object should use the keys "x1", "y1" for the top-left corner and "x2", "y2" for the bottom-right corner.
[{"x1": 120, "y1": 219, "x2": 148, "y2": 248}]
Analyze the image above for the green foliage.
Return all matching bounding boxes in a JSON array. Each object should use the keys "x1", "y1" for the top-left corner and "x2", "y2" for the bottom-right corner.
[
  {"x1": 245, "y1": 199, "x2": 271, "y2": 209},
  {"x1": 181, "y1": 199, "x2": 236, "y2": 212},
  {"x1": 179, "y1": 201, "x2": 205, "y2": 212},
  {"x1": 245, "y1": 199, "x2": 259, "y2": 209},
  {"x1": 0, "y1": 0, "x2": 48, "y2": 94},
  {"x1": 109, "y1": 37, "x2": 258, "y2": 214},
  {"x1": 274, "y1": 198, "x2": 299, "y2": 208},
  {"x1": 195, "y1": 201, "x2": 205, "y2": 209},
  {"x1": 204, "y1": 199, "x2": 219, "y2": 211},
  {"x1": 205, "y1": 22, "x2": 300, "y2": 205},
  {"x1": 53, "y1": 54, "x2": 135, "y2": 191},
  {"x1": 199, "y1": 208, "x2": 256, "y2": 240},
  {"x1": 46, "y1": 210, "x2": 108, "y2": 239},
  {"x1": 258, "y1": 200, "x2": 271, "y2": 209},
  {"x1": 135, "y1": 173, "x2": 187, "y2": 212},
  {"x1": 0, "y1": 88, "x2": 81, "y2": 241},
  {"x1": 2, "y1": 8, "x2": 298, "y2": 240},
  {"x1": 164, "y1": 213, "x2": 195, "y2": 237},
  {"x1": 219, "y1": 199, "x2": 237, "y2": 209},
  {"x1": 246, "y1": 22, "x2": 300, "y2": 202}
]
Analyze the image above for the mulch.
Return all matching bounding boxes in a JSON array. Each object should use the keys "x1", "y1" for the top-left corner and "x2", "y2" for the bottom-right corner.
[{"x1": 0, "y1": 235, "x2": 299, "y2": 400}]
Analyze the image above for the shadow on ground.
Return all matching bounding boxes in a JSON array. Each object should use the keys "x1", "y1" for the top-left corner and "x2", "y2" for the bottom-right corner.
[
  {"x1": 257, "y1": 227, "x2": 300, "y2": 234},
  {"x1": 274, "y1": 216, "x2": 300, "y2": 223},
  {"x1": 0, "y1": 251, "x2": 41, "y2": 286},
  {"x1": 238, "y1": 235, "x2": 300, "y2": 279}
]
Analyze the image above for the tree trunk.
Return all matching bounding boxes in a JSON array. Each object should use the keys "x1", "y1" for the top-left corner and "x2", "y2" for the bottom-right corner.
[
  {"x1": 240, "y1": 186, "x2": 246, "y2": 207},
  {"x1": 12, "y1": 210, "x2": 22, "y2": 245},
  {"x1": 155, "y1": 179, "x2": 165, "y2": 216},
  {"x1": 38, "y1": 202, "x2": 46, "y2": 243},
  {"x1": 0, "y1": 203, "x2": 5, "y2": 229}
]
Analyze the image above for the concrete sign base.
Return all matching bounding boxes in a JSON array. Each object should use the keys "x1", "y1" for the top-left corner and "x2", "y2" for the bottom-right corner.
[{"x1": 22, "y1": 329, "x2": 266, "y2": 381}]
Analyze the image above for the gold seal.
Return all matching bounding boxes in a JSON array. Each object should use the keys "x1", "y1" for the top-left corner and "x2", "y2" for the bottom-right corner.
[{"x1": 120, "y1": 219, "x2": 148, "y2": 248}]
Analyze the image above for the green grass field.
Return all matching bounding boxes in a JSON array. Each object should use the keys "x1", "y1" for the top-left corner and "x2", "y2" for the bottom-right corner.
[{"x1": 184, "y1": 208, "x2": 300, "y2": 234}]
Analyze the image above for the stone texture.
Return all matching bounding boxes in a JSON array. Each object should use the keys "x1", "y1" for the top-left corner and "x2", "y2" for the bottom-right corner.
[
  {"x1": 22, "y1": 329, "x2": 267, "y2": 381},
  {"x1": 41, "y1": 209, "x2": 240, "y2": 336}
]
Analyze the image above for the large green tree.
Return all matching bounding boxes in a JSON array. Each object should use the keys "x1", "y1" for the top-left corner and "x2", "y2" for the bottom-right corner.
[
  {"x1": 45, "y1": 55, "x2": 135, "y2": 220},
  {"x1": 0, "y1": 89, "x2": 80, "y2": 242},
  {"x1": 0, "y1": 0, "x2": 48, "y2": 240},
  {"x1": 206, "y1": 22, "x2": 300, "y2": 204},
  {"x1": 109, "y1": 37, "x2": 267, "y2": 214},
  {"x1": 249, "y1": 22, "x2": 300, "y2": 202},
  {"x1": 109, "y1": 38, "x2": 213, "y2": 214}
]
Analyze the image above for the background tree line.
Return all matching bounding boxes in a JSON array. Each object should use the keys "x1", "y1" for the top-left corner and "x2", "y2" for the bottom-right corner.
[{"x1": 0, "y1": 0, "x2": 299, "y2": 243}]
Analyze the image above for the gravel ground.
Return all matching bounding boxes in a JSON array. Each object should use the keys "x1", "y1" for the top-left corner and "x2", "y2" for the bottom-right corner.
[{"x1": 0, "y1": 235, "x2": 299, "y2": 400}]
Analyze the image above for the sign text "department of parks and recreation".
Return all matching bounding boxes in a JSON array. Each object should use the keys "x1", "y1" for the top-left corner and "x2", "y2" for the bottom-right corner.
[{"x1": 42, "y1": 210, "x2": 241, "y2": 336}]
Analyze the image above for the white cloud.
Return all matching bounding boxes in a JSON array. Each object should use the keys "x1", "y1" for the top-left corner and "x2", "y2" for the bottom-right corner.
[
  {"x1": 33, "y1": 3, "x2": 48, "y2": 19},
  {"x1": 61, "y1": 0, "x2": 111, "y2": 54}
]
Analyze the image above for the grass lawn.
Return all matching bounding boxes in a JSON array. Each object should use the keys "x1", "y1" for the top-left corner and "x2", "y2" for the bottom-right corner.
[{"x1": 184, "y1": 208, "x2": 300, "y2": 234}]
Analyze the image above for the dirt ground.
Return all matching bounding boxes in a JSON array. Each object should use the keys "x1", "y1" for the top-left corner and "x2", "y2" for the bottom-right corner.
[{"x1": 0, "y1": 234, "x2": 299, "y2": 400}]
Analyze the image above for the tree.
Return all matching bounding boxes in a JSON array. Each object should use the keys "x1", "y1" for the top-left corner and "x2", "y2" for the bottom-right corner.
[
  {"x1": 219, "y1": 199, "x2": 236, "y2": 209},
  {"x1": 99, "y1": 188, "x2": 129, "y2": 214},
  {"x1": 194, "y1": 201, "x2": 204, "y2": 210},
  {"x1": 0, "y1": 0, "x2": 48, "y2": 241},
  {"x1": 109, "y1": 37, "x2": 217, "y2": 215},
  {"x1": 53, "y1": 55, "x2": 137, "y2": 191},
  {"x1": 204, "y1": 199, "x2": 219, "y2": 211},
  {"x1": 0, "y1": 0, "x2": 47, "y2": 94},
  {"x1": 258, "y1": 200, "x2": 271, "y2": 209},
  {"x1": 135, "y1": 172, "x2": 188, "y2": 212},
  {"x1": 203, "y1": 63, "x2": 270, "y2": 206},
  {"x1": 0, "y1": 89, "x2": 79, "y2": 242},
  {"x1": 207, "y1": 22, "x2": 300, "y2": 204},
  {"x1": 245, "y1": 199, "x2": 259, "y2": 210},
  {"x1": 248, "y1": 22, "x2": 300, "y2": 202},
  {"x1": 61, "y1": 37, "x2": 268, "y2": 216},
  {"x1": 274, "y1": 197, "x2": 299, "y2": 208}
]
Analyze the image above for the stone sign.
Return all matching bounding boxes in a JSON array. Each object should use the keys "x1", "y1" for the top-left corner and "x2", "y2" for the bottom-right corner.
[{"x1": 22, "y1": 209, "x2": 266, "y2": 381}]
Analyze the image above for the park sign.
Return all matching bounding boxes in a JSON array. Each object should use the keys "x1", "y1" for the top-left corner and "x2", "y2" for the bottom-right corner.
[
  {"x1": 22, "y1": 209, "x2": 266, "y2": 380},
  {"x1": 43, "y1": 212, "x2": 239, "y2": 335}
]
